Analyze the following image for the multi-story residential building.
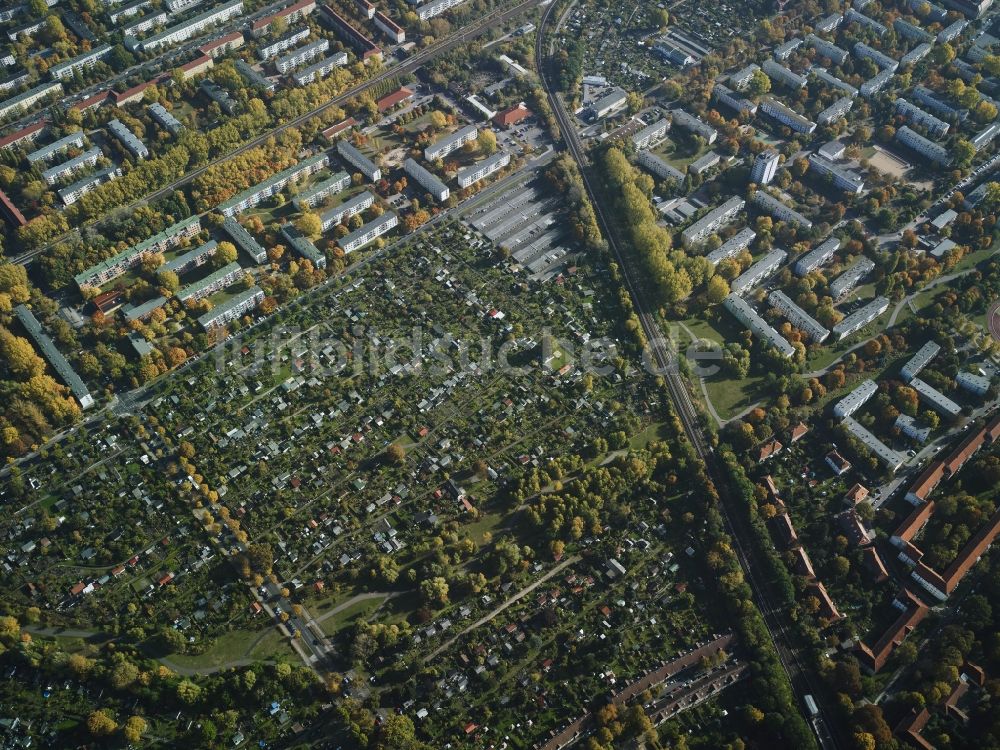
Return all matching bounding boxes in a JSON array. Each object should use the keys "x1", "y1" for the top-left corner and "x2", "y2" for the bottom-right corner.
[
  {"x1": 8, "y1": 18, "x2": 46, "y2": 41},
  {"x1": 406, "y1": 0, "x2": 465, "y2": 21},
  {"x1": 860, "y1": 68, "x2": 894, "y2": 97},
  {"x1": 896, "y1": 125, "x2": 951, "y2": 165},
  {"x1": 198, "y1": 30, "x2": 244, "y2": 57},
  {"x1": 811, "y1": 68, "x2": 858, "y2": 97},
  {"x1": 356, "y1": 0, "x2": 375, "y2": 19},
  {"x1": 177, "y1": 54, "x2": 214, "y2": 80},
  {"x1": 631, "y1": 118, "x2": 669, "y2": 150},
  {"x1": 971, "y1": 121, "x2": 1000, "y2": 151},
  {"x1": 250, "y1": 0, "x2": 314, "y2": 35},
  {"x1": 910, "y1": 377, "x2": 961, "y2": 417},
  {"x1": 723, "y1": 293, "x2": 795, "y2": 357},
  {"x1": 895, "y1": 413, "x2": 932, "y2": 443},
  {"x1": 759, "y1": 97, "x2": 816, "y2": 134},
  {"x1": 26, "y1": 132, "x2": 84, "y2": 165},
  {"x1": 912, "y1": 86, "x2": 961, "y2": 119},
  {"x1": 752, "y1": 190, "x2": 813, "y2": 228},
  {"x1": 222, "y1": 217, "x2": 267, "y2": 263},
  {"x1": 893, "y1": 18, "x2": 933, "y2": 43},
  {"x1": 773, "y1": 38, "x2": 803, "y2": 61},
  {"x1": 680, "y1": 196, "x2": 744, "y2": 246},
  {"x1": 197, "y1": 285, "x2": 264, "y2": 330},
  {"x1": 832, "y1": 296, "x2": 889, "y2": 340},
  {"x1": 338, "y1": 211, "x2": 397, "y2": 252},
  {"x1": 794, "y1": 236, "x2": 839, "y2": 275},
  {"x1": 669, "y1": 108, "x2": 717, "y2": 143},
  {"x1": 900, "y1": 43, "x2": 932, "y2": 67},
  {"x1": 281, "y1": 224, "x2": 326, "y2": 268},
  {"x1": 817, "y1": 96, "x2": 854, "y2": 125},
  {"x1": 107, "y1": 118, "x2": 149, "y2": 160},
  {"x1": 635, "y1": 150, "x2": 685, "y2": 183},
  {"x1": 41, "y1": 147, "x2": 101, "y2": 185},
  {"x1": 108, "y1": 0, "x2": 155, "y2": 23},
  {"x1": 956, "y1": 371, "x2": 991, "y2": 396},
  {"x1": 843, "y1": 416, "x2": 905, "y2": 471},
  {"x1": 234, "y1": 60, "x2": 275, "y2": 93},
  {"x1": 257, "y1": 27, "x2": 310, "y2": 60},
  {"x1": 337, "y1": 139, "x2": 380, "y2": 181},
  {"x1": 424, "y1": 124, "x2": 478, "y2": 161},
  {"x1": 705, "y1": 227, "x2": 755, "y2": 266},
  {"x1": 293, "y1": 170, "x2": 350, "y2": 210},
  {"x1": 0, "y1": 188, "x2": 24, "y2": 227},
  {"x1": 291, "y1": 52, "x2": 347, "y2": 85},
  {"x1": 74, "y1": 216, "x2": 201, "y2": 289},
  {"x1": 853, "y1": 42, "x2": 898, "y2": 72},
  {"x1": 318, "y1": 5, "x2": 381, "y2": 59},
  {"x1": 834, "y1": 379, "x2": 878, "y2": 418},
  {"x1": 131, "y1": 0, "x2": 244, "y2": 53},
  {"x1": 149, "y1": 102, "x2": 183, "y2": 135},
  {"x1": 844, "y1": 8, "x2": 887, "y2": 35},
  {"x1": 456, "y1": 151, "x2": 510, "y2": 188},
  {"x1": 730, "y1": 248, "x2": 787, "y2": 294},
  {"x1": 0, "y1": 69, "x2": 30, "y2": 95},
  {"x1": 909, "y1": 0, "x2": 948, "y2": 20},
  {"x1": 58, "y1": 166, "x2": 120, "y2": 206},
  {"x1": 762, "y1": 59, "x2": 807, "y2": 89},
  {"x1": 768, "y1": 290, "x2": 830, "y2": 342},
  {"x1": 806, "y1": 34, "x2": 848, "y2": 65},
  {"x1": 14, "y1": 305, "x2": 93, "y2": 409},
  {"x1": 815, "y1": 12, "x2": 843, "y2": 33},
  {"x1": 0, "y1": 81, "x2": 62, "y2": 121},
  {"x1": 121, "y1": 11, "x2": 167, "y2": 37},
  {"x1": 167, "y1": 0, "x2": 204, "y2": 13},
  {"x1": 895, "y1": 98, "x2": 950, "y2": 137},
  {"x1": 122, "y1": 296, "x2": 166, "y2": 323},
  {"x1": 901, "y1": 340, "x2": 940, "y2": 382},
  {"x1": 808, "y1": 153, "x2": 865, "y2": 194},
  {"x1": 318, "y1": 190, "x2": 374, "y2": 231},
  {"x1": 729, "y1": 63, "x2": 760, "y2": 90},
  {"x1": 200, "y1": 79, "x2": 239, "y2": 114},
  {"x1": 829, "y1": 256, "x2": 874, "y2": 299},
  {"x1": 589, "y1": 88, "x2": 627, "y2": 119},
  {"x1": 275, "y1": 39, "x2": 329, "y2": 74},
  {"x1": 48, "y1": 44, "x2": 112, "y2": 80},
  {"x1": 712, "y1": 83, "x2": 757, "y2": 115},
  {"x1": 162, "y1": 239, "x2": 217, "y2": 274},
  {"x1": 219, "y1": 152, "x2": 327, "y2": 217},
  {"x1": 751, "y1": 149, "x2": 780, "y2": 185},
  {"x1": 404, "y1": 158, "x2": 449, "y2": 202},
  {"x1": 689, "y1": 151, "x2": 721, "y2": 176},
  {"x1": 374, "y1": 11, "x2": 405, "y2": 43},
  {"x1": 177, "y1": 261, "x2": 243, "y2": 302},
  {"x1": 937, "y1": 19, "x2": 968, "y2": 43}
]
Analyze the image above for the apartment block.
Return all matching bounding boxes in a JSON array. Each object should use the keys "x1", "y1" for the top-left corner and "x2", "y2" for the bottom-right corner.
[
  {"x1": 222, "y1": 217, "x2": 267, "y2": 263},
  {"x1": 631, "y1": 117, "x2": 669, "y2": 150},
  {"x1": 817, "y1": 96, "x2": 854, "y2": 125},
  {"x1": 161, "y1": 239, "x2": 217, "y2": 275},
  {"x1": 853, "y1": 42, "x2": 898, "y2": 72},
  {"x1": 406, "y1": 0, "x2": 466, "y2": 21},
  {"x1": 834, "y1": 379, "x2": 878, "y2": 418},
  {"x1": 197, "y1": 285, "x2": 264, "y2": 329},
  {"x1": 374, "y1": 11, "x2": 404, "y2": 43},
  {"x1": 669, "y1": 108, "x2": 717, "y2": 144},
  {"x1": 712, "y1": 83, "x2": 757, "y2": 116},
  {"x1": 723, "y1": 294, "x2": 795, "y2": 357},
  {"x1": 729, "y1": 63, "x2": 760, "y2": 90},
  {"x1": 815, "y1": 13, "x2": 843, "y2": 33},
  {"x1": 318, "y1": 190, "x2": 374, "y2": 230},
  {"x1": 830, "y1": 256, "x2": 874, "y2": 299},
  {"x1": 705, "y1": 227, "x2": 755, "y2": 266},
  {"x1": 48, "y1": 44, "x2": 112, "y2": 80},
  {"x1": 14, "y1": 305, "x2": 93, "y2": 409},
  {"x1": 281, "y1": 224, "x2": 326, "y2": 269},
  {"x1": 122, "y1": 11, "x2": 167, "y2": 36},
  {"x1": 200, "y1": 79, "x2": 239, "y2": 114},
  {"x1": 843, "y1": 416, "x2": 905, "y2": 471},
  {"x1": 258, "y1": 27, "x2": 310, "y2": 60},
  {"x1": 0, "y1": 81, "x2": 62, "y2": 121},
  {"x1": 424, "y1": 124, "x2": 478, "y2": 161},
  {"x1": 291, "y1": 52, "x2": 347, "y2": 86},
  {"x1": 751, "y1": 148, "x2": 780, "y2": 185},
  {"x1": 293, "y1": 170, "x2": 350, "y2": 209},
  {"x1": 808, "y1": 153, "x2": 865, "y2": 194},
  {"x1": 909, "y1": 377, "x2": 961, "y2": 417},
  {"x1": 859, "y1": 69, "x2": 894, "y2": 97},
  {"x1": 41, "y1": 147, "x2": 101, "y2": 185},
  {"x1": 218, "y1": 152, "x2": 327, "y2": 217},
  {"x1": 831, "y1": 296, "x2": 889, "y2": 339},
  {"x1": 893, "y1": 18, "x2": 933, "y2": 43},
  {"x1": 794, "y1": 236, "x2": 839, "y2": 275},
  {"x1": 234, "y1": 60, "x2": 275, "y2": 93},
  {"x1": 812, "y1": 68, "x2": 858, "y2": 97},
  {"x1": 456, "y1": 151, "x2": 510, "y2": 188},
  {"x1": 896, "y1": 414, "x2": 932, "y2": 443},
  {"x1": 759, "y1": 97, "x2": 816, "y2": 134},
  {"x1": 900, "y1": 43, "x2": 932, "y2": 67},
  {"x1": 844, "y1": 8, "x2": 887, "y2": 35},
  {"x1": 318, "y1": 5, "x2": 381, "y2": 59},
  {"x1": 337, "y1": 139, "x2": 380, "y2": 181},
  {"x1": 274, "y1": 39, "x2": 329, "y2": 74},
  {"x1": 768, "y1": 290, "x2": 830, "y2": 342},
  {"x1": 912, "y1": 86, "x2": 961, "y2": 118},
  {"x1": 177, "y1": 261, "x2": 243, "y2": 302},
  {"x1": 338, "y1": 211, "x2": 398, "y2": 252},
  {"x1": 773, "y1": 38, "x2": 803, "y2": 61},
  {"x1": 895, "y1": 98, "x2": 950, "y2": 137},
  {"x1": 730, "y1": 248, "x2": 787, "y2": 294},
  {"x1": 58, "y1": 166, "x2": 120, "y2": 206},
  {"x1": 895, "y1": 125, "x2": 951, "y2": 165},
  {"x1": 806, "y1": 34, "x2": 848, "y2": 65},
  {"x1": 26, "y1": 131, "x2": 84, "y2": 165},
  {"x1": 131, "y1": 0, "x2": 244, "y2": 53},
  {"x1": 250, "y1": 0, "x2": 315, "y2": 36},
  {"x1": 937, "y1": 19, "x2": 968, "y2": 42},
  {"x1": 752, "y1": 190, "x2": 813, "y2": 228},
  {"x1": 956, "y1": 371, "x2": 991, "y2": 396},
  {"x1": 680, "y1": 196, "x2": 744, "y2": 246},
  {"x1": 635, "y1": 150, "x2": 685, "y2": 183},
  {"x1": 107, "y1": 118, "x2": 149, "y2": 160},
  {"x1": 901, "y1": 340, "x2": 940, "y2": 382},
  {"x1": 149, "y1": 102, "x2": 183, "y2": 135}
]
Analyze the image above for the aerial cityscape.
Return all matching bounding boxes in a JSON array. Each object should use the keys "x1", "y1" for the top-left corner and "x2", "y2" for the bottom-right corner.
[{"x1": 0, "y1": 0, "x2": 998, "y2": 746}]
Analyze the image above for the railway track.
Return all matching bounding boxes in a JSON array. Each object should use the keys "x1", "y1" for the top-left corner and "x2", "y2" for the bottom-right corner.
[{"x1": 534, "y1": 3, "x2": 839, "y2": 748}]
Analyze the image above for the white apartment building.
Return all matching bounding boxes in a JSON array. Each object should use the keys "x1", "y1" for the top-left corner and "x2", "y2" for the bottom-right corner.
[
  {"x1": 730, "y1": 248, "x2": 787, "y2": 294},
  {"x1": 751, "y1": 149, "x2": 780, "y2": 185},
  {"x1": 338, "y1": 211, "x2": 398, "y2": 252},
  {"x1": 424, "y1": 124, "x2": 478, "y2": 161},
  {"x1": 723, "y1": 294, "x2": 795, "y2": 357},
  {"x1": 680, "y1": 196, "x2": 744, "y2": 246},
  {"x1": 768, "y1": 290, "x2": 830, "y2": 342},
  {"x1": 404, "y1": 158, "x2": 449, "y2": 202},
  {"x1": 831, "y1": 296, "x2": 889, "y2": 339},
  {"x1": 456, "y1": 151, "x2": 510, "y2": 188}
]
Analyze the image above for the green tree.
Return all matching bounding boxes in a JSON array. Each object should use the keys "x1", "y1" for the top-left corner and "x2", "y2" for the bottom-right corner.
[{"x1": 746, "y1": 69, "x2": 771, "y2": 96}]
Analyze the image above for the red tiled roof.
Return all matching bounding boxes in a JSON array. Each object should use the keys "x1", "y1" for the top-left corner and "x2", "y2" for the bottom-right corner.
[
  {"x1": 857, "y1": 589, "x2": 928, "y2": 672},
  {"x1": 199, "y1": 30, "x2": 244, "y2": 55},
  {"x1": 376, "y1": 86, "x2": 413, "y2": 112},
  {"x1": 494, "y1": 103, "x2": 530, "y2": 128},
  {"x1": 69, "y1": 89, "x2": 111, "y2": 113},
  {"x1": 322, "y1": 117, "x2": 357, "y2": 141},
  {"x1": 0, "y1": 188, "x2": 26, "y2": 227},
  {"x1": 0, "y1": 120, "x2": 46, "y2": 150}
]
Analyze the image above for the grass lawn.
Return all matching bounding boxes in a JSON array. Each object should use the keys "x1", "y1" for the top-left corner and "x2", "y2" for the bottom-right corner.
[
  {"x1": 629, "y1": 420, "x2": 671, "y2": 449},
  {"x1": 318, "y1": 595, "x2": 389, "y2": 637},
  {"x1": 462, "y1": 510, "x2": 507, "y2": 544},
  {"x1": 164, "y1": 627, "x2": 296, "y2": 670},
  {"x1": 703, "y1": 372, "x2": 766, "y2": 420}
]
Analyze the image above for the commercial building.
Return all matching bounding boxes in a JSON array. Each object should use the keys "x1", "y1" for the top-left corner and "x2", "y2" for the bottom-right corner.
[
  {"x1": 829, "y1": 256, "x2": 874, "y2": 299},
  {"x1": 374, "y1": 11, "x2": 404, "y2": 43},
  {"x1": 752, "y1": 190, "x2": 812, "y2": 228},
  {"x1": 805, "y1": 33, "x2": 848, "y2": 64},
  {"x1": 131, "y1": 0, "x2": 244, "y2": 53},
  {"x1": 258, "y1": 27, "x2": 311, "y2": 60},
  {"x1": 162, "y1": 240, "x2": 217, "y2": 275},
  {"x1": 107, "y1": 118, "x2": 149, "y2": 160},
  {"x1": 317, "y1": 6, "x2": 381, "y2": 59},
  {"x1": 956, "y1": 371, "x2": 991, "y2": 396},
  {"x1": 291, "y1": 51, "x2": 347, "y2": 85},
  {"x1": 831, "y1": 296, "x2": 889, "y2": 340},
  {"x1": 0, "y1": 81, "x2": 62, "y2": 121},
  {"x1": 712, "y1": 83, "x2": 757, "y2": 116},
  {"x1": 859, "y1": 68, "x2": 894, "y2": 97},
  {"x1": 762, "y1": 59, "x2": 807, "y2": 89},
  {"x1": 680, "y1": 196, "x2": 744, "y2": 246},
  {"x1": 843, "y1": 416, "x2": 905, "y2": 471},
  {"x1": 901, "y1": 340, "x2": 940, "y2": 382},
  {"x1": 149, "y1": 102, "x2": 183, "y2": 135},
  {"x1": 909, "y1": 377, "x2": 961, "y2": 417},
  {"x1": 274, "y1": 38, "x2": 329, "y2": 74},
  {"x1": 834, "y1": 379, "x2": 878, "y2": 418},
  {"x1": 896, "y1": 125, "x2": 950, "y2": 165},
  {"x1": 318, "y1": 190, "x2": 374, "y2": 230},
  {"x1": 631, "y1": 117, "x2": 669, "y2": 150},
  {"x1": 48, "y1": 44, "x2": 112, "y2": 80},
  {"x1": 218, "y1": 152, "x2": 327, "y2": 217},
  {"x1": 493, "y1": 102, "x2": 530, "y2": 129},
  {"x1": 723, "y1": 294, "x2": 795, "y2": 357},
  {"x1": 588, "y1": 88, "x2": 627, "y2": 119},
  {"x1": 705, "y1": 227, "x2": 755, "y2": 266},
  {"x1": 853, "y1": 42, "x2": 898, "y2": 72},
  {"x1": 403, "y1": 158, "x2": 449, "y2": 202},
  {"x1": 250, "y1": 0, "x2": 314, "y2": 35},
  {"x1": 456, "y1": 151, "x2": 510, "y2": 188},
  {"x1": 768, "y1": 290, "x2": 830, "y2": 342},
  {"x1": 197, "y1": 285, "x2": 264, "y2": 329},
  {"x1": 293, "y1": 170, "x2": 350, "y2": 209},
  {"x1": 812, "y1": 68, "x2": 858, "y2": 97},
  {"x1": 817, "y1": 96, "x2": 853, "y2": 125},
  {"x1": 759, "y1": 97, "x2": 816, "y2": 134},
  {"x1": 808, "y1": 153, "x2": 865, "y2": 194},
  {"x1": 74, "y1": 216, "x2": 201, "y2": 289},
  {"x1": 58, "y1": 166, "x2": 120, "y2": 206},
  {"x1": 424, "y1": 124, "x2": 478, "y2": 161},
  {"x1": 338, "y1": 211, "x2": 397, "y2": 252},
  {"x1": 41, "y1": 147, "x2": 101, "y2": 185},
  {"x1": 894, "y1": 98, "x2": 950, "y2": 138},
  {"x1": 222, "y1": 217, "x2": 267, "y2": 263},
  {"x1": 635, "y1": 150, "x2": 685, "y2": 183},
  {"x1": 750, "y1": 149, "x2": 780, "y2": 185},
  {"x1": 14, "y1": 305, "x2": 94, "y2": 409},
  {"x1": 177, "y1": 261, "x2": 244, "y2": 303},
  {"x1": 895, "y1": 414, "x2": 932, "y2": 443},
  {"x1": 281, "y1": 224, "x2": 326, "y2": 268},
  {"x1": 26, "y1": 132, "x2": 84, "y2": 165},
  {"x1": 730, "y1": 248, "x2": 787, "y2": 294},
  {"x1": 337, "y1": 139, "x2": 380, "y2": 181},
  {"x1": 406, "y1": 0, "x2": 466, "y2": 21},
  {"x1": 669, "y1": 109, "x2": 717, "y2": 144}
]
